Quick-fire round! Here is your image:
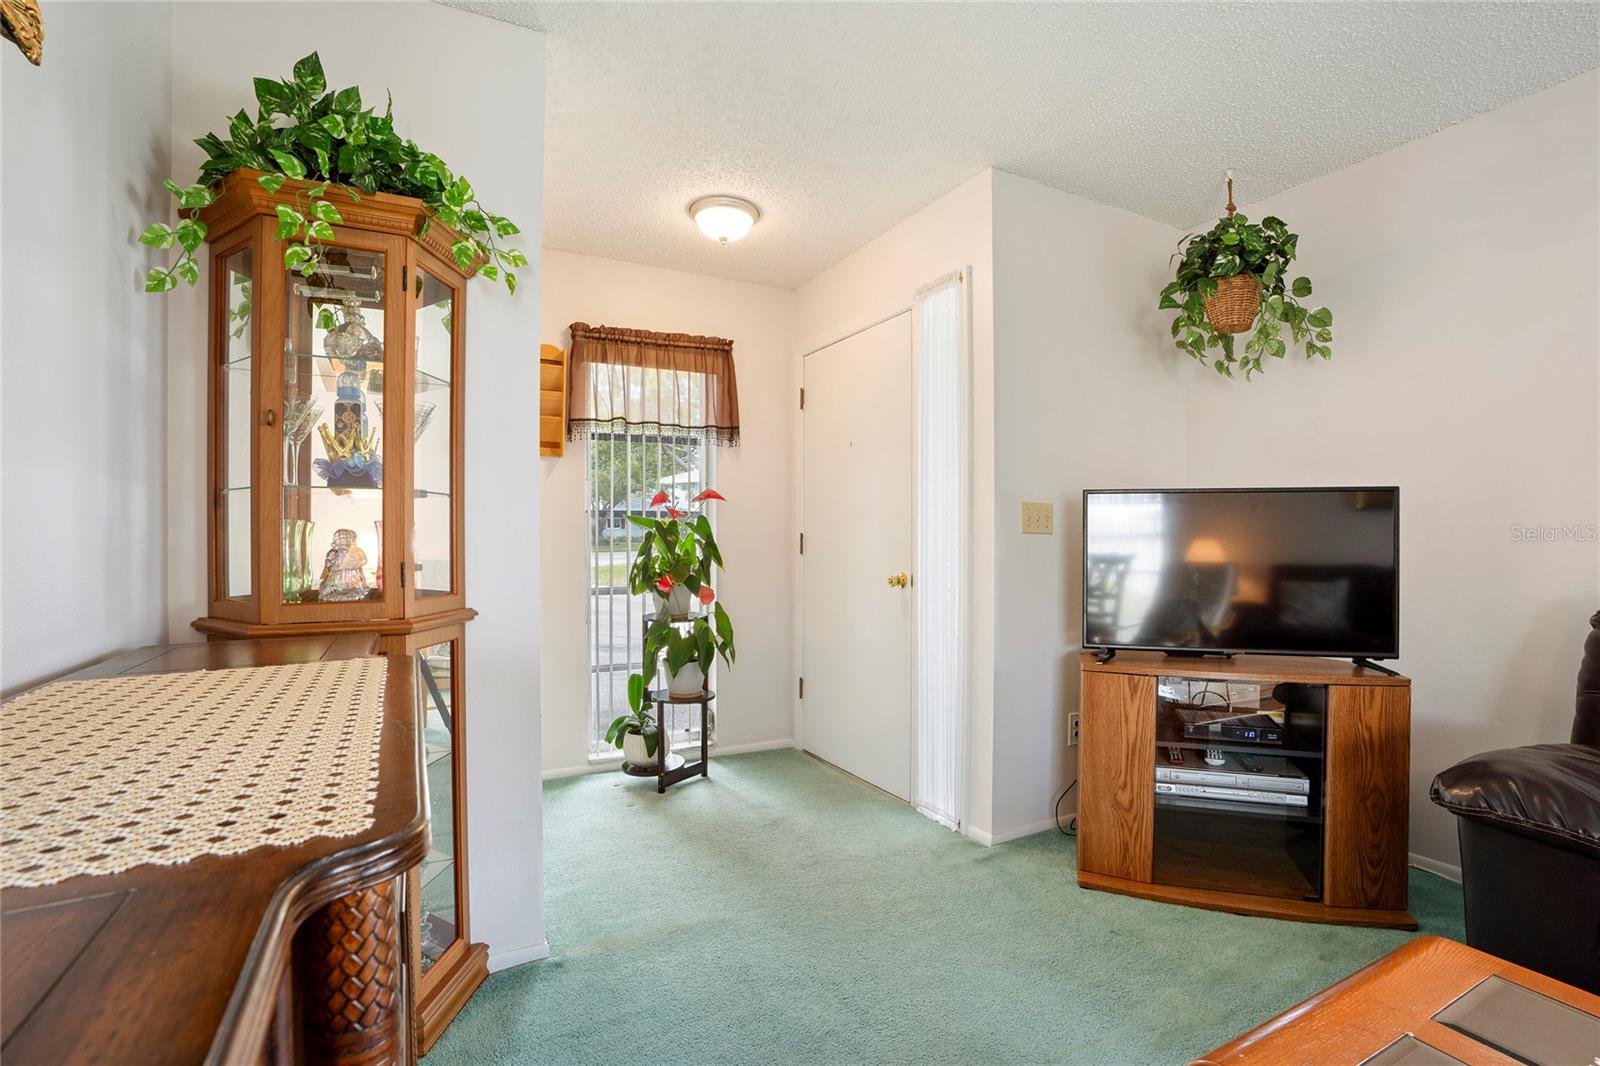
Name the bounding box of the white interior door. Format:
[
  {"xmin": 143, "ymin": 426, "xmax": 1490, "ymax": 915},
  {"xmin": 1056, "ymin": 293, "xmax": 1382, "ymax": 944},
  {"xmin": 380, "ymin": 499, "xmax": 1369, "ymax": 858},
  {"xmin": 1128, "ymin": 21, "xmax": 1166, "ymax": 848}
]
[{"xmin": 801, "ymin": 313, "xmax": 913, "ymax": 800}]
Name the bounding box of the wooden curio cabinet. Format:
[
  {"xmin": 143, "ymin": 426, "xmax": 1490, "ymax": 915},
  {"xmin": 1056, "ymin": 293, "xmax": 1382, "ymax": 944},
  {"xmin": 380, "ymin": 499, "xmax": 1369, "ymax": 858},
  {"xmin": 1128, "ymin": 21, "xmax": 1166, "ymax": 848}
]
[{"xmin": 194, "ymin": 169, "xmax": 487, "ymax": 1053}]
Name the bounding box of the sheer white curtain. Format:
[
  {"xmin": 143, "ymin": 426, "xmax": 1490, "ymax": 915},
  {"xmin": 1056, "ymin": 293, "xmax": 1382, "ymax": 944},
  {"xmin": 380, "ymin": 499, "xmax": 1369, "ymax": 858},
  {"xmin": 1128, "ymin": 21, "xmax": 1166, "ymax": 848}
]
[{"xmin": 912, "ymin": 270, "xmax": 970, "ymax": 829}]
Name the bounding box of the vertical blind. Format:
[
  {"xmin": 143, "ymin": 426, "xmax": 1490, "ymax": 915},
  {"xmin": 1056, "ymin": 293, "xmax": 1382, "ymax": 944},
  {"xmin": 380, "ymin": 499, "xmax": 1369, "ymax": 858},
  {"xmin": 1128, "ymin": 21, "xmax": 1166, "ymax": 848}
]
[
  {"xmin": 912, "ymin": 271, "xmax": 970, "ymax": 829},
  {"xmin": 584, "ymin": 427, "xmax": 711, "ymax": 756}
]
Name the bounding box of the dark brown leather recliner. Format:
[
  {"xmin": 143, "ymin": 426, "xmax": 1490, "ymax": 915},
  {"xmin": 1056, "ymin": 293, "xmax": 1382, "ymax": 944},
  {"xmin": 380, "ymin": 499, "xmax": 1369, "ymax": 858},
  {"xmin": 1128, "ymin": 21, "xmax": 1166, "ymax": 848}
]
[{"xmin": 1430, "ymin": 610, "xmax": 1600, "ymax": 992}]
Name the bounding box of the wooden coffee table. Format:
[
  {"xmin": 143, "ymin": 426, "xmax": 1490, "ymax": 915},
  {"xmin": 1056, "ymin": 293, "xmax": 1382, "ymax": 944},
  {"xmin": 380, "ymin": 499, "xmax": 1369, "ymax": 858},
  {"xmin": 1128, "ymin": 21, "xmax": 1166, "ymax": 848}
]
[{"xmin": 1195, "ymin": 935, "xmax": 1600, "ymax": 1065}]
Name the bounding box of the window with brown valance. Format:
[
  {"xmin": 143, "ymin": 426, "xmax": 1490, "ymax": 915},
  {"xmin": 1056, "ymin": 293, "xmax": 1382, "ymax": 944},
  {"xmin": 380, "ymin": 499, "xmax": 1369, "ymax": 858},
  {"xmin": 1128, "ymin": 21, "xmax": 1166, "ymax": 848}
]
[{"xmin": 566, "ymin": 322, "xmax": 740, "ymax": 446}]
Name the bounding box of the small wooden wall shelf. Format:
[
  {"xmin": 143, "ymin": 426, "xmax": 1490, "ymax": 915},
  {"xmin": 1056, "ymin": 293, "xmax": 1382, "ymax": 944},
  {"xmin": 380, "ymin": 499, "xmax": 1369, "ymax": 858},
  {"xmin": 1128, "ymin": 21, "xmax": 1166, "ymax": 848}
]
[
  {"xmin": 1077, "ymin": 651, "xmax": 1415, "ymax": 930},
  {"xmin": 539, "ymin": 343, "xmax": 567, "ymax": 457}
]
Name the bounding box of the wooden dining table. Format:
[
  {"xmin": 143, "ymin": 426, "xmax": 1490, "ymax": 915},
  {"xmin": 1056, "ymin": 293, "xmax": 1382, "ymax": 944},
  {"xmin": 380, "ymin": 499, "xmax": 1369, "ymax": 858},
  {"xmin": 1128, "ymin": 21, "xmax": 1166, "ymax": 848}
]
[{"xmin": 1, "ymin": 637, "xmax": 428, "ymax": 1066}]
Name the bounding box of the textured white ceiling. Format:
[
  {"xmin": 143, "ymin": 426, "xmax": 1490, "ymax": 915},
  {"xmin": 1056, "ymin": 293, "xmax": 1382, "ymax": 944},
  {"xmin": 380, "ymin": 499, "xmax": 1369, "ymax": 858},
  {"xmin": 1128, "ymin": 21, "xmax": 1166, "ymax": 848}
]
[{"xmin": 446, "ymin": 1, "xmax": 1599, "ymax": 289}]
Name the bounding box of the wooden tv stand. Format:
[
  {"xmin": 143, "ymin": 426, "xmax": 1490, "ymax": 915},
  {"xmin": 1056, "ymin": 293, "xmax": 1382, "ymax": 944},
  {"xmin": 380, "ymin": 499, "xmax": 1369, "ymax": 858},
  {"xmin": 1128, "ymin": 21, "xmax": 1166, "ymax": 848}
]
[{"xmin": 1077, "ymin": 651, "xmax": 1415, "ymax": 929}]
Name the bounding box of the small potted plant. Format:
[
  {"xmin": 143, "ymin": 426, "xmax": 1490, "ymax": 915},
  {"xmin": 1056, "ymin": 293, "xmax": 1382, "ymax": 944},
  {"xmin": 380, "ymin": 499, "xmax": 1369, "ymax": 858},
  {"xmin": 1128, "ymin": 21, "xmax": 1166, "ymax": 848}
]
[
  {"xmin": 602, "ymin": 610, "xmax": 736, "ymax": 767},
  {"xmin": 605, "ymin": 674, "xmax": 666, "ymax": 769},
  {"xmin": 627, "ymin": 488, "xmax": 724, "ymax": 621},
  {"xmin": 643, "ymin": 609, "xmax": 735, "ymax": 699},
  {"xmin": 1159, "ymin": 197, "xmax": 1335, "ymax": 380}
]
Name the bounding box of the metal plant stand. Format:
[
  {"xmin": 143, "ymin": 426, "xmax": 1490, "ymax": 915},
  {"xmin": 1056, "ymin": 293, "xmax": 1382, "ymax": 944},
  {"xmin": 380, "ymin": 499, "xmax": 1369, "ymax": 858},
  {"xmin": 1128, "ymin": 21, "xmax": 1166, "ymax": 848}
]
[
  {"xmin": 620, "ymin": 612, "xmax": 712, "ymax": 792},
  {"xmin": 630, "ymin": 687, "xmax": 711, "ymax": 793}
]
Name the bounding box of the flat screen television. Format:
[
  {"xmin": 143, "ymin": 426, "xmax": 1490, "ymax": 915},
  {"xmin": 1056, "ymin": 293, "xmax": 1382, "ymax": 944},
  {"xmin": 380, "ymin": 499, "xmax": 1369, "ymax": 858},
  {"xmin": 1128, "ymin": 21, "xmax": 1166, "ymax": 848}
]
[{"xmin": 1082, "ymin": 487, "xmax": 1398, "ymax": 659}]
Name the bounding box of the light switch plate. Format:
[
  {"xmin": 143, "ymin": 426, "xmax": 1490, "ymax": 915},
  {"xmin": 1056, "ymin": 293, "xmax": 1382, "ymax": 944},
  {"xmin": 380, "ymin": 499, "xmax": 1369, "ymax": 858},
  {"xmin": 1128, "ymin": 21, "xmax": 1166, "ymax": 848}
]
[{"xmin": 1021, "ymin": 501, "xmax": 1054, "ymax": 535}]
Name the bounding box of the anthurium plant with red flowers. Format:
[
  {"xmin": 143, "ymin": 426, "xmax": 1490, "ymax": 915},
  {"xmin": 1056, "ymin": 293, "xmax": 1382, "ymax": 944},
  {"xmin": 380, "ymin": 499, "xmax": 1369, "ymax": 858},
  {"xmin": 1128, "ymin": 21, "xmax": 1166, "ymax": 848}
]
[
  {"xmin": 626, "ymin": 488, "xmax": 726, "ymax": 609},
  {"xmin": 605, "ymin": 489, "xmax": 736, "ymax": 758}
]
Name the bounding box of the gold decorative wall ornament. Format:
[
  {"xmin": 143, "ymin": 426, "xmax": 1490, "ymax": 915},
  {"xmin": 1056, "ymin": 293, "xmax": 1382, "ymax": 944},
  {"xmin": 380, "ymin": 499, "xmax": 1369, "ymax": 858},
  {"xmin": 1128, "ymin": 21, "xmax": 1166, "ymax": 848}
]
[{"xmin": 1, "ymin": 0, "xmax": 42, "ymax": 65}]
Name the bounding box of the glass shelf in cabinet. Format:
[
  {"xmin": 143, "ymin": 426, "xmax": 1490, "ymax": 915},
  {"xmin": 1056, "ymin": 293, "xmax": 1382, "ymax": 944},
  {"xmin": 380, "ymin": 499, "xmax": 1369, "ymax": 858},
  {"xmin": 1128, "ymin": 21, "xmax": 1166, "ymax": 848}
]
[
  {"xmin": 420, "ymin": 855, "xmax": 454, "ymax": 890},
  {"xmin": 414, "ymin": 368, "xmax": 451, "ymax": 391},
  {"xmin": 226, "ymin": 351, "xmax": 451, "ymax": 394},
  {"xmin": 225, "ymin": 484, "xmax": 450, "ymax": 499}
]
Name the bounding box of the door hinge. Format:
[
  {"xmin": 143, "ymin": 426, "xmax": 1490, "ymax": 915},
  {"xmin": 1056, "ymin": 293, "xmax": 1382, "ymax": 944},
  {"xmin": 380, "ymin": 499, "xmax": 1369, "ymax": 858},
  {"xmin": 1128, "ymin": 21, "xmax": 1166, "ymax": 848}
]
[
  {"xmin": 798, "ymin": 677, "xmax": 805, "ymax": 700},
  {"xmin": 401, "ymin": 265, "xmax": 408, "ymax": 289},
  {"xmin": 799, "ymin": 387, "xmax": 805, "ymax": 410},
  {"xmin": 798, "ymin": 532, "xmax": 804, "ymax": 555},
  {"xmin": 399, "ymin": 567, "xmax": 406, "ymax": 589}
]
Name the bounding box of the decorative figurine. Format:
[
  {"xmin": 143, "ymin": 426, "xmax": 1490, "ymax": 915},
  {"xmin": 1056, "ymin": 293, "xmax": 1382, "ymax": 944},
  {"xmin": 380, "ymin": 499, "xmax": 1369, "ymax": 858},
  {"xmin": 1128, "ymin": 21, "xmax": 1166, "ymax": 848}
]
[
  {"xmin": 313, "ymin": 299, "xmax": 384, "ymax": 489},
  {"xmin": 317, "ymin": 528, "xmax": 370, "ymax": 601}
]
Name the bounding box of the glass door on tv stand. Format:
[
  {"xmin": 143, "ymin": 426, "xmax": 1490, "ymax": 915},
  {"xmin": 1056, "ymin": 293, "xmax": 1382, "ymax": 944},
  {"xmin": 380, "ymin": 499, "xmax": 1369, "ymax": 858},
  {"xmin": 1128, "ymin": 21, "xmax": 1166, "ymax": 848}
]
[
  {"xmin": 1150, "ymin": 675, "xmax": 1327, "ymax": 901},
  {"xmin": 278, "ymin": 243, "xmax": 396, "ymax": 618}
]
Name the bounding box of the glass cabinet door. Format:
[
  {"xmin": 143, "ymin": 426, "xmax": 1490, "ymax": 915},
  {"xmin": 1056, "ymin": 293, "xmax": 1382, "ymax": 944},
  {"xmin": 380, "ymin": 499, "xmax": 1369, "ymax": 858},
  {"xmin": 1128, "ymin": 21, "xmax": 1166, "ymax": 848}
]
[
  {"xmin": 416, "ymin": 638, "xmax": 461, "ymax": 973},
  {"xmin": 412, "ymin": 270, "xmax": 456, "ymax": 600},
  {"xmin": 219, "ymin": 246, "xmax": 255, "ymax": 601},
  {"xmin": 281, "ymin": 247, "xmax": 388, "ymax": 608}
]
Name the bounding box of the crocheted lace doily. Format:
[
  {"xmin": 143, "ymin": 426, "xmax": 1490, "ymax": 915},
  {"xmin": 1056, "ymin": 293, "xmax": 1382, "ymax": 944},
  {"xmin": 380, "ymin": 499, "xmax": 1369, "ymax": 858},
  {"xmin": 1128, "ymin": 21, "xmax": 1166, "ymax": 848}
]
[{"xmin": 1, "ymin": 657, "xmax": 386, "ymax": 888}]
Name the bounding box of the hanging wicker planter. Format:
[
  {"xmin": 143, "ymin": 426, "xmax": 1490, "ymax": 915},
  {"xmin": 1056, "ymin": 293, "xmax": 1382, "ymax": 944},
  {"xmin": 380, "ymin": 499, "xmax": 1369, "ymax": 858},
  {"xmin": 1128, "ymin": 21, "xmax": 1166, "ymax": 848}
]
[
  {"xmin": 1160, "ymin": 172, "xmax": 1336, "ymax": 379},
  {"xmin": 1202, "ymin": 274, "xmax": 1261, "ymax": 335}
]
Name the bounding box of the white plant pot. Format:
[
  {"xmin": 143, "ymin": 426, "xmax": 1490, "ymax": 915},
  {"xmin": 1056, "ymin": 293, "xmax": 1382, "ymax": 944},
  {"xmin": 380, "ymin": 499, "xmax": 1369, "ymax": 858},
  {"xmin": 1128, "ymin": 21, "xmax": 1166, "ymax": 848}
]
[
  {"xmin": 622, "ymin": 727, "xmax": 669, "ymax": 768},
  {"xmin": 667, "ymin": 660, "xmax": 705, "ymax": 699},
  {"xmin": 656, "ymin": 584, "xmax": 692, "ymax": 620}
]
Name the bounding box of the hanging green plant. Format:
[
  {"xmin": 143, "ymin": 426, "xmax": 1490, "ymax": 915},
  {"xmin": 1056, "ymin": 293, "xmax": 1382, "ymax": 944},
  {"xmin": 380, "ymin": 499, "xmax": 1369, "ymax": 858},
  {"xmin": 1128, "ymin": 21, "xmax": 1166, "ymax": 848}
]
[
  {"xmin": 1158, "ymin": 180, "xmax": 1334, "ymax": 380},
  {"xmin": 140, "ymin": 52, "xmax": 526, "ymax": 295}
]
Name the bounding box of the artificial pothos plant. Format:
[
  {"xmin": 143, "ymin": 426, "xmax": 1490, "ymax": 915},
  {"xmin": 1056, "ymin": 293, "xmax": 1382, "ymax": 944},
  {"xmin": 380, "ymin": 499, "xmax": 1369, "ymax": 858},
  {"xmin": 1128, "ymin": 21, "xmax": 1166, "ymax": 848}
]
[
  {"xmin": 605, "ymin": 489, "xmax": 736, "ymax": 757},
  {"xmin": 1159, "ymin": 210, "xmax": 1335, "ymax": 380},
  {"xmin": 140, "ymin": 52, "xmax": 526, "ymax": 295}
]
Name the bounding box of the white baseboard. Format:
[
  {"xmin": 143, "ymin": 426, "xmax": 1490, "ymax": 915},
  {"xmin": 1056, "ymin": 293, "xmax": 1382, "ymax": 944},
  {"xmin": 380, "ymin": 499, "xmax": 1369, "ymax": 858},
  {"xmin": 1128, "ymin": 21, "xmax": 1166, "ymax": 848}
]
[
  {"xmin": 541, "ymin": 738, "xmax": 796, "ymax": 781},
  {"xmin": 542, "ymin": 759, "xmax": 612, "ymax": 781},
  {"xmin": 966, "ymin": 817, "xmax": 1060, "ymax": 846},
  {"xmin": 711, "ymin": 737, "xmax": 796, "ymax": 756},
  {"xmin": 1409, "ymin": 851, "xmax": 1462, "ymax": 883},
  {"xmin": 488, "ymin": 940, "xmax": 550, "ymax": 973}
]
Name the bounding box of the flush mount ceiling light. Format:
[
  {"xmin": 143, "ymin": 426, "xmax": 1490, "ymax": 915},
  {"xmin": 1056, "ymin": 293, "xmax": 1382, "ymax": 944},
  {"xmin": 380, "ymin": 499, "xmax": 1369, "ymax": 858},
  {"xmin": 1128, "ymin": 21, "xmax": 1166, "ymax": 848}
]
[{"xmin": 689, "ymin": 195, "xmax": 760, "ymax": 244}]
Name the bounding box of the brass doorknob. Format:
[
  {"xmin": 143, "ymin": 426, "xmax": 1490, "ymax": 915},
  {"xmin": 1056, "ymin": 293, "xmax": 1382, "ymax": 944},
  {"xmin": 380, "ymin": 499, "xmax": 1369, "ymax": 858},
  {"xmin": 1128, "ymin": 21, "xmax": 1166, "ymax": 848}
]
[{"xmin": 886, "ymin": 572, "xmax": 910, "ymax": 588}]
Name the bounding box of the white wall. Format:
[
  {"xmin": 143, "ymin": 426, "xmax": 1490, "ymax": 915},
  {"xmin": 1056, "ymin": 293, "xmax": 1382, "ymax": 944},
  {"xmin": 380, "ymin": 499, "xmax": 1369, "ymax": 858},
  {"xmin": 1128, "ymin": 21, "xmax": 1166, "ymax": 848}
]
[
  {"xmin": 793, "ymin": 171, "xmax": 999, "ymax": 838},
  {"xmin": 1, "ymin": 2, "xmax": 173, "ymax": 694},
  {"xmin": 166, "ymin": 3, "xmax": 548, "ymax": 968},
  {"xmin": 1183, "ymin": 71, "xmax": 1600, "ymax": 871},
  {"xmin": 989, "ymin": 170, "xmax": 1187, "ymax": 840},
  {"xmin": 791, "ymin": 73, "xmax": 1599, "ymax": 872},
  {"xmin": 790, "ymin": 169, "xmax": 1185, "ymax": 845},
  {"xmin": 538, "ymin": 249, "xmax": 796, "ymax": 776}
]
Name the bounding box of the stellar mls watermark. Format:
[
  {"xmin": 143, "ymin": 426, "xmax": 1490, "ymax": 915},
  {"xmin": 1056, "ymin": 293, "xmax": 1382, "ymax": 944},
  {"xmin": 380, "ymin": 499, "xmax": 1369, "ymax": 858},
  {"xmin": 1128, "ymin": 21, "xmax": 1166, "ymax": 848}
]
[{"xmin": 1510, "ymin": 523, "xmax": 1598, "ymax": 543}]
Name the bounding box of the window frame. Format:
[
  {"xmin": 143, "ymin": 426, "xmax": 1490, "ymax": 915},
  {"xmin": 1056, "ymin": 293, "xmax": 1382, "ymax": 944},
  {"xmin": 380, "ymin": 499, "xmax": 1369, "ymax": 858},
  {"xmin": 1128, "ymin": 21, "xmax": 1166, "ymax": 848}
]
[{"xmin": 582, "ymin": 424, "xmax": 717, "ymax": 761}]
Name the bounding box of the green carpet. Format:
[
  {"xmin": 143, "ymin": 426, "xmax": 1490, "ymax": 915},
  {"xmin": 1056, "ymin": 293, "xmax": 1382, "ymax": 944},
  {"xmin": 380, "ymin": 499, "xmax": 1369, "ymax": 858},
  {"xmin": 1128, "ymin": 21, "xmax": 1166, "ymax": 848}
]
[{"xmin": 429, "ymin": 749, "xmax": 1464, "ymax": 1065}]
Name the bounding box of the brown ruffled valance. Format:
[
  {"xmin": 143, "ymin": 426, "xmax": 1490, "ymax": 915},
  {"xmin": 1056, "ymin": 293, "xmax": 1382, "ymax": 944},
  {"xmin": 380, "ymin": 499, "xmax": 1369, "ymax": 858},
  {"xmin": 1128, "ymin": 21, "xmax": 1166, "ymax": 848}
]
[{"xmin": 566, "ymin": 322, "xmax": 740, "ymax": 446}]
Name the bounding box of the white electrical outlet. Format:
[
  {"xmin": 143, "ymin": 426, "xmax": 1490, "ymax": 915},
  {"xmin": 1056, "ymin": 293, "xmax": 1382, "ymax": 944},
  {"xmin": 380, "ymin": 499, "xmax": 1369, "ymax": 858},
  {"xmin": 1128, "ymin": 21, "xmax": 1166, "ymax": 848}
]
[
  {"xmin": 1067, "ymin": 711, "xmax": 1080, "ymax": 747},
  {"xmin": 1021, "ymin": 501, "xmax": 1054, "ymax": 535}
]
